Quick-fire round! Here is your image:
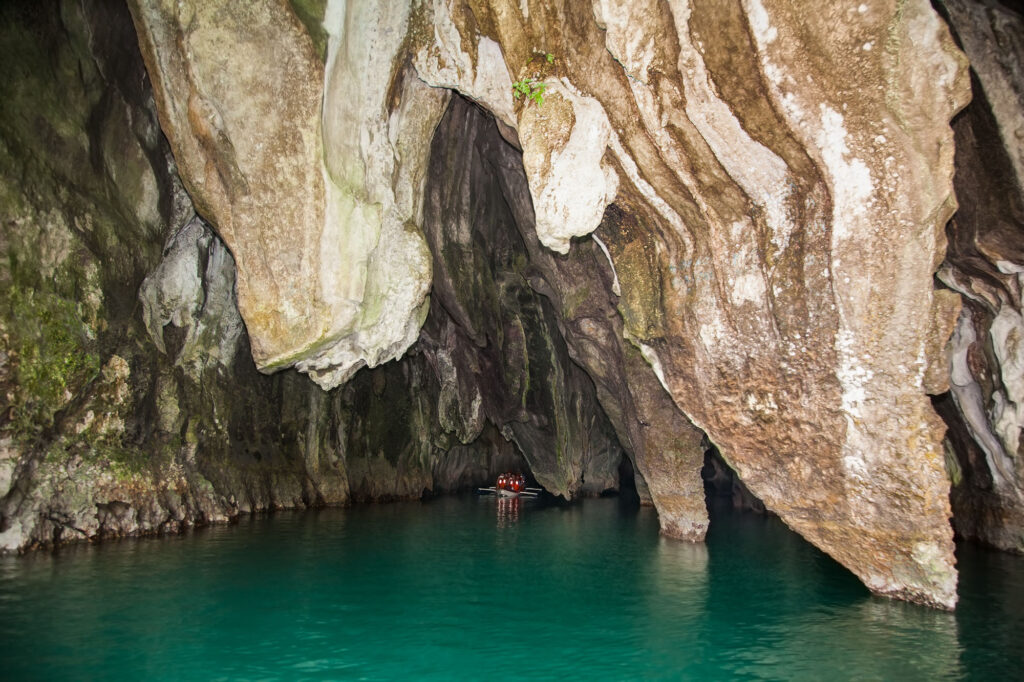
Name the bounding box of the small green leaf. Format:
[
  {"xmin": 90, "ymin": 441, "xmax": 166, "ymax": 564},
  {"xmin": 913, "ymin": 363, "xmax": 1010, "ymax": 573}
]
[{"xmin": 511, "ymin": 57, "xmax": 555, "ymax": 108}]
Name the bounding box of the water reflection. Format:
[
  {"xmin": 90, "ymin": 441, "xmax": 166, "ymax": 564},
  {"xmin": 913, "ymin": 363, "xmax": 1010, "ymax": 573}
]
[
  {"xmin": 495, "ymin": 496, "xmax": 520, "ymax": 526},
  {"xmin": 642, "ymin": 536, "xmax": 710, "ymax": 671},
  {"xmin": 956, "ymin": 541, "xmax": 1024, "ymax": 674},
  {"xmin": 749, "ymin": 593, "xmax": 963, "ymax": 680},
  {"xmin": 652, "ymin": 535, "xmax": 709, "ymax": 607},
  {"xmin": 698, "ymin": 508, "xmax": 964, "ymax": 680},
  {"xmin": 0, "ymin": 498, "xmax": 1020, "ymax": 680}
]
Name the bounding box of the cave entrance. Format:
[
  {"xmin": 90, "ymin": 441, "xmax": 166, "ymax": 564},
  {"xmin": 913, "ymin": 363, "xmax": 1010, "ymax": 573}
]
[
  {"xmin": 349, "ymin": 93, "xmax": 635, "ymax": 501},
  {"xmin": 701, "ymin": 444, "xmax": 767, "ymax": 516}
]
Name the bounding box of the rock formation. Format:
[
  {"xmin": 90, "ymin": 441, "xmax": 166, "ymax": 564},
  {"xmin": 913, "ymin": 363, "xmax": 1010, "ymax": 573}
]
[
  {"xmin": 0, "ymin": 1, "xmax": 347, "ymax": 549},
  {"xmin": 0, "ymin": 1, "xmax": 623, "ymax": 552},
  {"xmin": 132, "ymin": 0, "xmax": 968, "ymax": 607},
  {"xmin": 5, "ymin": 0, "xmax": 1024, "ymax": 611},
  {"xmin": 934, "ymin": 0, "xmax": 1024, "ymax": 553}
]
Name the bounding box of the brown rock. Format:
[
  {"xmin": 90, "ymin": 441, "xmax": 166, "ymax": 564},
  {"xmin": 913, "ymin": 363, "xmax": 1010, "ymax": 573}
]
[
  {"xmin": 128, "ymin": 0, "xmax": 975, "ymax": 607},
  {"xmin": 410, "ymin": 0, "xmax": 968, "ymax": 607}
]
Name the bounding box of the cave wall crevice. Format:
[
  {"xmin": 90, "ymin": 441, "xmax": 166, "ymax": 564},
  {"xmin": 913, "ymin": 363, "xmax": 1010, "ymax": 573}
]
[{"xmin": 934, "ymin": 0, "xmax": 1024, "ymax": 553}]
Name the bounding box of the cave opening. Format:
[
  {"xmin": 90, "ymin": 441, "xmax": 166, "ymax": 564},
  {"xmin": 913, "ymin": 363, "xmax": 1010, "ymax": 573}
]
[
  {"xmin": 343, "ymin": 91, "xmax": 638, "ymax": 503},
  {"xmin": 701, "ymin": 445, "xmax": 766, "ymax": 516},
  {"xmin": 365, "ymin": 89, "xmax": 724, "ymax": 541}
]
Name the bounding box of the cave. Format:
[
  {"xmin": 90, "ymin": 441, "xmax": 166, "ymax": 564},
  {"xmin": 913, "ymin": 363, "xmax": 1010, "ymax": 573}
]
[
  {"xmin": 394, "ymin": 94, "xmax": 631, "ymax": 503},
  {"xmin": 701, "ymin": 445, "xmax": 767, "ymax": 515},
  {"xmin": 0, "ymin": 0, "xmax": 1022, "ymax": 623}
]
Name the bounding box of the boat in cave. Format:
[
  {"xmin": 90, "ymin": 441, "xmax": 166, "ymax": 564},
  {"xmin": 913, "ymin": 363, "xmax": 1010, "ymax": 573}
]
[
  {"xmin": 479, "ymin": 473, "xmax": 540, "ymax": 498},
  {"xmin": 497, "ymin": 472, "xmax": 525, "ymax": 497}
]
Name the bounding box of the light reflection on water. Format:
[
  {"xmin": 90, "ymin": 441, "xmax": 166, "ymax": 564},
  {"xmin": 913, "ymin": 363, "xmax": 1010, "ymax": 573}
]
[
  {"xmin": 496, "ymin": 495, "xmax": 521, "ymax": 526},
  {"xmin": 0, "ymin": 496, "xmax": 1020, "ymax": 680}
]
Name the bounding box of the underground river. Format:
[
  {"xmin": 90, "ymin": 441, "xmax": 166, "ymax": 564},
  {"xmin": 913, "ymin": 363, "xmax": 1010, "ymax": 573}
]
[{"xmin": 1, "ymin": 496, "xmax": 1021, "ymax": 680}]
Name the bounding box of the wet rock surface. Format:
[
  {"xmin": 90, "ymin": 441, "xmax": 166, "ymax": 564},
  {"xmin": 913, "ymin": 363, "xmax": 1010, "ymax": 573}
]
[{"xmin": 3, "ymin": 0, "xmax": 1023, "ymax": 611}]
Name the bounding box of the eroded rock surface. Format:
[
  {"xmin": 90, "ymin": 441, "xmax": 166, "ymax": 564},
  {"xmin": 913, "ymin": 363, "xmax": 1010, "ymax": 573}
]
[
  {"xmin": 0, "ymin": 2, "xmax": 346, "ymax": 550},
  {"xmin": 127, "ymin": 0, "xmax": 444, "ymax": 389},
  {"xmin": 3, "ymin": 0, "xmax": 1009, "ymax": 611},
  {"xmin": 404, "ymin": 0, "xmax": 967, "ymax": 607},
  {"xmin": 119, "ymin": 0, "xmax": 973, "ymax": 607},
  {"xmin": 935, "ymin": 0, "xmax": 1024, "ymax": 553}
]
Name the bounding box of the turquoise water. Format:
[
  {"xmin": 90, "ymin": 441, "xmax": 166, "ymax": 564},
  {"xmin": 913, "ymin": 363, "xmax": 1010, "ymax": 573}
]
[{"xmin": 0, "ymin": 496, "xmax": 1021, "ymax": 680}]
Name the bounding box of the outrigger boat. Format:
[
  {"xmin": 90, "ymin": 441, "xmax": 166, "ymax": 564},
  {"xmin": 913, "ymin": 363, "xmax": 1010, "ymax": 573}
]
[{"xmin": 478, "ymin": 472, "xmax": 542, "ymax": 498}]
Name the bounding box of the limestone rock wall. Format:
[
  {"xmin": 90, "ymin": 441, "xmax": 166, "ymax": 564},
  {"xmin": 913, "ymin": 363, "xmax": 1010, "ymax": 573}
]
[
  {"xmin": 935, "ymin": 0, "xmax": 1024, "ymax": 553},
  {"xmin": 408, "ymin": 0, "xmax": 967, "ymax": 607},
  {"xmin": 120, "ymin": 0, "xmax": 971, "ymax": 607},
  {"xmin": 0, "ymin": 1, "xmax": 346, "ymax": 550},
  {"xmin": 4, "ymin": 0, "xmax": 1017, "ymax": 612}
]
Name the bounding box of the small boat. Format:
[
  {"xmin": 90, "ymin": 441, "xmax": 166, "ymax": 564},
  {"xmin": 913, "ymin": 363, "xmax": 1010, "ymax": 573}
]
[
  {"xmin": 497, "ymin": 472, "xmax": 525, "ymax": 497},
  {"xmin": 478, "ymin": 472, "xmax": 541, "ymax": 498}
]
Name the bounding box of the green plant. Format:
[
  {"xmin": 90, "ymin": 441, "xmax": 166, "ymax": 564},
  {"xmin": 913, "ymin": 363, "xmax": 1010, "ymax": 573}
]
[
  {"xmin": 513, "ymin": 77, "xmax": 547, "ymax": 106},
  {"xmin": 512, "ymin": 53, "xmax": 555, "ymax": 107}
]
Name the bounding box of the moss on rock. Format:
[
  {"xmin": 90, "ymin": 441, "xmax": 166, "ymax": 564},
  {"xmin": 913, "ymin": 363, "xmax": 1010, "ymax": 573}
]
[{"xmin": 2, "ymin": 287, "xmax": 99, "ymax": 441}]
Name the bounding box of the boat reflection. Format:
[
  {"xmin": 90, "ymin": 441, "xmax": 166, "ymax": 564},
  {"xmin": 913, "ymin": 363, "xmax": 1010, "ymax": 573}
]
[{"xmin": 496, "ymin": 496, "xmax": 521, "ymax": 526}]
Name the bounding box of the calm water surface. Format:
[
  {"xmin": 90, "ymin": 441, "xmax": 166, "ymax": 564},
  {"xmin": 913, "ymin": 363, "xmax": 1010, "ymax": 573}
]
[{"xmin": 0, "ymin": 496, "xmax": 1021, "ymax": 680}]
